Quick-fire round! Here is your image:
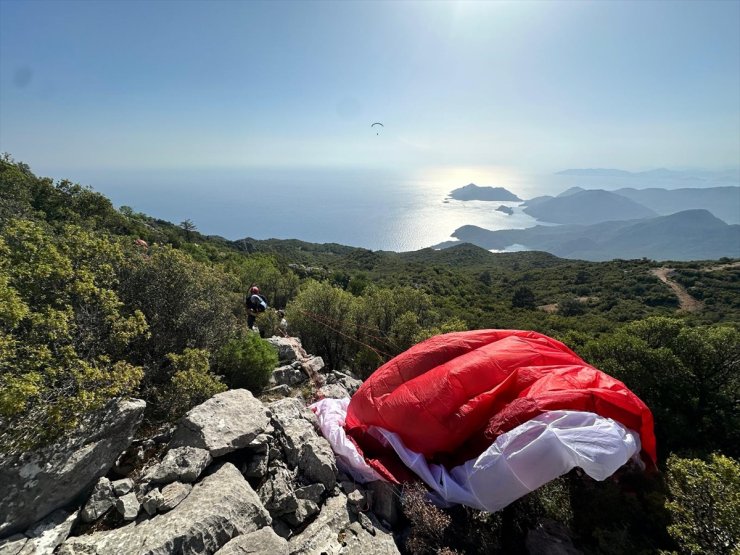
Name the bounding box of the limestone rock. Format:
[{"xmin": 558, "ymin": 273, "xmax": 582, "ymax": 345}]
[
  {"xmin": 144, "ymin": 446, "xmax": 212, "ymax": 484},
  {"xmin": 111, "ymin": 478, "xmax": 134, "ymax": 496},
  {"xmin": 169, "ymin": 389, "xmax": 270, "ymax": 457},
  {"xmin": 159, "ymin": 481, "xmax": 192, "ymax": 512},
  {"xmin": 317, "ymin": 384, "xmax": 350, "ymax": 399},
  {"xmin": 272, "ymin": 364, "xmax": 307, "ymax": 387},
  {"xmin": 266, "ymin": 337, "xmax": 307, "ymax": 363},
  {"xmin": 58, "ymin": 463, "xmax": 271, "ymax": 555},
  {"xmin": 265, "ymin": 384, "xmax": 291, "ymax": 396},
  {"xmin": 80, "ymin": 477, "xmax": 115, "ymax": 523},
  {"xmin": 18, "ymin": 509, "xmax": 77, "ymax": 555},
  {"xmin": 282, "ymin": 499, "xmax": 319, "ymax": 528},
  {"xmin": 141, "ymin": 489, "xmax": 164, "ymax": 516},
  {"xmin": 115, "ymin": 492, "xmax": 140, "ymax": 521},
  {"xmin": 0, "ymin": 534, "xmax": 27, "ymax": 555},
  {"xmin": 269, "ymin": 399, "xmax": 336, "ymax": 491},
  {"xmin": 0, "ymin": 398, "xmax": 145, "ymax": 536},
  {"xmin": 301, "ymin": 356, "xmax": 325, "ymax": 375},
  {"xmin": 215, "ymin": 527, "xmax": 288, "ymax": 555},
  {"xmin": 258, "ymin": 466, "xmax": 297, "ymax": 516},
  {"xmin": 295, "ymin": 483, "xmax": 325, "ymax": 505},
  {"xmin": 288, "ymin": 494, "xmax": 399, "ymax": 555},
  {"xmin": 325, "ymin": 371, "xmax": 363, "ymax": 395}
]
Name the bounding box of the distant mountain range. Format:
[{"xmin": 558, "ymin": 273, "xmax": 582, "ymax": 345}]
[
  {"xmin": 439, "ymin": 210, "xmax": 740, "ymax": 261},
  {"xmin": 522, "ymin": 189, "xmax": 657, "ymax": 225},
  {"xmin": 448, "ymin": 183, "xmax": 521, "ymax": 202},
  {"xmin": 557, "ymin": 168, "xmax": 740, "ymax": 182},
  {"xmin": 521, "ymin": 186, "xmax": 739, "ymax": 225}
]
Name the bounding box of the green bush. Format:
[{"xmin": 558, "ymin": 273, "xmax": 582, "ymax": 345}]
[
  {"xmin": 0, "ymin": 220, "xmax": 147, "ymax": 452},
  {"xmin": 158, "ymin": 348, "xmax": 227, "ymax": 420},
  {"xmin": 215, "ymin": 333, "xmax": 278, "ymax": 392},
  {"xmin": 665, "ymin": 453, "xmax": 740, "ymax": 555}
]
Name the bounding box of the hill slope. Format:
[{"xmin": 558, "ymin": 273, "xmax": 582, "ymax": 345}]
[
  {"xmin": 522, "ymin": 189, "xmax": 657, "ymax": 224},
  {"xmin": 446, "ymin": 210, "xmax": 740, "ymax": 261}
]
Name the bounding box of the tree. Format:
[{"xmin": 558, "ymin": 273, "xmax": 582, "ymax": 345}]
[
  {"xmin": 511, "ymin": 286, "xmax": 536, "ymax": 309},
  {"xmin": 584, "ymin": 317, "xmax": 740, "ymax": 458},
  {"xmin": 180, "ymin": 219, "xmax": 197, "ymax": 241},
  {"xmin": 0, "ymin": 220, "xmax": 147, "ymax": 452},
  {"xmin": 665, "ymin": 453, "xmax": 740, "ymax": 555}
]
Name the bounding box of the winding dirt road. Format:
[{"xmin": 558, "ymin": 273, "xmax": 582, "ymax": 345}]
[{"xmin": 650, "ymin": 268, "xmax": 703, "ymax": 312}]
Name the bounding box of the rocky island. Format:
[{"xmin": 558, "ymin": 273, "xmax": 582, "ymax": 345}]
[{"xmin": 448, "ymin": 183, "xmax": 521, "ymax": 202}]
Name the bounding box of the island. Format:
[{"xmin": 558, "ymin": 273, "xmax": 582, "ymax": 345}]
[
  {"xmin": 448, "ymin": 183, "xmax": 521, "ymax": 202},
  {"xmin": 495, "ymin": 205, "xmax": 514, "ymax": 215}
]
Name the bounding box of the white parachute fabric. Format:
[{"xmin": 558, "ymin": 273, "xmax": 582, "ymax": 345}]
[
  {"xmin": 312, "ymin": 398, "xmax": 641, "ymax": 512},
  {"xmin": 311, "ymin": 397, "xmax": 383, "ymax": 483}
]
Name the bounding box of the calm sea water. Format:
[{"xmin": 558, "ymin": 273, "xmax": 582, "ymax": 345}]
[{"xmin": 40, "ymin": 166, "xmax": 739, "ymax": 252}]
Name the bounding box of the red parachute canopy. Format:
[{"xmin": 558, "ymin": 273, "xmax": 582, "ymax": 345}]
[{"xmin": 345, "ymin": 330, "xmax": 656, "ymax": 482}]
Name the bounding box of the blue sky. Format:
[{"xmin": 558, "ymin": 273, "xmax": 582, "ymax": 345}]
[{"xmin": 1, "ymin": 0, "xmax": 739, "ymax": 175}]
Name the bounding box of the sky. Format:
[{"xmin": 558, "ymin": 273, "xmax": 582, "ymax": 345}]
[{"xmin": 1, "ymin": 0, "xmax": 739, "ymax": 178}]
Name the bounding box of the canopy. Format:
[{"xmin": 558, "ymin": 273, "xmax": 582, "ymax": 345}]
[{"xmin": 312, "ymin": 329, "xmax": 656, "ymax": 511}]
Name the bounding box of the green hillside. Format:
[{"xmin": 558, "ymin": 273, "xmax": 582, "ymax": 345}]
[{"xmin": 1, "ymin": 156, "xmax": 738, "ymax": 554}]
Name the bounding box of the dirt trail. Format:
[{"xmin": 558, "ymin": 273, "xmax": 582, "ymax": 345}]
[{"xmin": 650, "ymin": 268, "xmax": 704, "ymax": 312}]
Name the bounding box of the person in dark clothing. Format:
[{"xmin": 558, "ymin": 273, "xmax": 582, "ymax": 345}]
[{"xmin": 246, "ymin": 285, "xmax": 268, "ymax": 332}]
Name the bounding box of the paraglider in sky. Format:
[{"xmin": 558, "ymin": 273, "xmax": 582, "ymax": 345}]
[
  {"xmin": 312, "ymin": 329, "xmax": 656, "ymax": 512},
  {"xmin": 371, "ymin": 122, "xmax": 384, "ymax": 135}
]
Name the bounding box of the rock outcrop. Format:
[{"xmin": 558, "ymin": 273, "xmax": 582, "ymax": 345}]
[
  {"xmin": 0, "ymin": 398, "xmax": 145, "ymax": 537},
  {"xmin": 58, "ymin": 463, "xmax": 271, "ymax": 555},
  {"xmin": 169, "ymin": 389, "xmax": 270, "ymax": 457}
]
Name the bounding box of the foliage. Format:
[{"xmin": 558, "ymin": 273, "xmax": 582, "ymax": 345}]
[
  {"xmin": 665, "ymin": 453, "xmax": 740, "ymax": 555},
  {"xmin": 584, "ymin": 317, "xmax": 740, "ymax": 458},
  {"xmin": 511, "ymin": 286, "xmax": 536, "ymax": 309},
  {"xmin": 0, "ymin": 219, "xmax": 147, "ymax": 451},
  {"xmin": 214, "ymin": 333, "xmax": 278, "ymax": 392},
  {"xmin": 157, "ymin": 348, "xmax": 227, "ymax": 420},
  {"xmin": 117, "ymin": 244, "xmax": 240, "ymax": 373}
]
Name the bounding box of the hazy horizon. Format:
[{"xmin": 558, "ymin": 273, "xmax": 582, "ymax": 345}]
[{"xmin": 2, "ymin": 0, "xmax": 739, "ymax": 249}]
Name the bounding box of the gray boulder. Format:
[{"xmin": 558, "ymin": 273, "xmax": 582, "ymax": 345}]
[
  {"xmin": 169, "ymin": 389, "xmax": 270, "ymax": 457},
  {"xmin": 115, "ymin": 492, "xmax": 140, "ymax": 521},
  {"xmin": 325, "ymin": 370, "xmax": 363, "ymax": 395},
  {"xmin": 80, "ymin": 477, "xmax": 116, "ymax": 523},
  {"xmin": 11, "ymin": 510, "xmax": 78, "ymax": 555},
  {"xmin": 257, "ymin": 466, "xmax": 297, "ymax": 517},
  {"xmin": 269, "ymin": 399, "xmax": 336, "ymax": 490},
  {"xmin": 58, "ymin": 463, "xmax": 271, "ymax": 555},
  {"xmin": 288, "ymin": 494, "xmax": 400, "ymax": 555},
  {"xmin": 0, "ymin": 398, "xmax": 145, "ymax": 537},
  {"xmin": 301, "ymin": 356, "xmax": 325, "ymax": 375},
  {"xmin": 282, "ymin": 499, "xmax": 319, "ymax": 528},
  {"xmin": 317, "ymin": 384, "xmax": 350, "ymax": 399},
  {"xmin": 272, "ymin": 364, "xmax": 307, "ymax": 387},
  {"xmin": 266, "ymin": 337, "xmax": 307, "ymax": 363},
  {"xmin": 111, "ymin": 478, "xmax": 134, "ymax": 496},
  {"xmin": 0, "ymin": 534, "xmax": 27, "ymax": 555},
  {"xmin": 215, "ymin": 527, "xmax": 288, "ymax": 555},
  {"xmin": 144, "ymin": 446, "xmax": 212, "ymax": 484},
  {"xmin": 141, "ymin": 489, "xmax": 164, "ymax": 516},
  {"xmin": 159, "ymin": 481, "xmax": 192, "ymax": 512}
]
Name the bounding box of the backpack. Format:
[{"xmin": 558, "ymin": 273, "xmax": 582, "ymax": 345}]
[{"xmin": 247, "ymin": 293, "xmax": 268, "ymax": 312}]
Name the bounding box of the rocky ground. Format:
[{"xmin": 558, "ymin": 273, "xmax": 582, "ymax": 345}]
[{"xmin": 0, "ymin": 335, "xmax": 577, "ymax": 555}]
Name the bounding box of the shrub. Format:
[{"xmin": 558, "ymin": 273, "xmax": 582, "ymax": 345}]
[
  {"xmin": 215, "ymin": 333, "xmax": 278, "ymax": 392},
  {"xmin": 158, "ymin": 348, "xmax": 226, "ymax": 420},
  {"xmin": 256, "ymin": 309, "xmax": 281, "ymax": 338},
  {"xmin": 665, "ymin": 453, "xmax": 740, "ymax": 555},
  {"xmin": 0, "ymin": 220, "xmax": 147, "ymax": 452}
]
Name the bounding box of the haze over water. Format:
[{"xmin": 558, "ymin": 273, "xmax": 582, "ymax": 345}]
[{"xmin": 32, "ymin": 165, "xmax": 740, "ymax": 252}]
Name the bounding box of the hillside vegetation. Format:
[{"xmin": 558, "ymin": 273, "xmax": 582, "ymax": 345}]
[{"xmin": 1, "ymin": 156, "xmax": 738, "ymax": 554}]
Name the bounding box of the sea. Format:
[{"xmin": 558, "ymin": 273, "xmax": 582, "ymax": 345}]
[{"xmin": 38, "ymin": 166, "xmax": 739, "ymax": 252}]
